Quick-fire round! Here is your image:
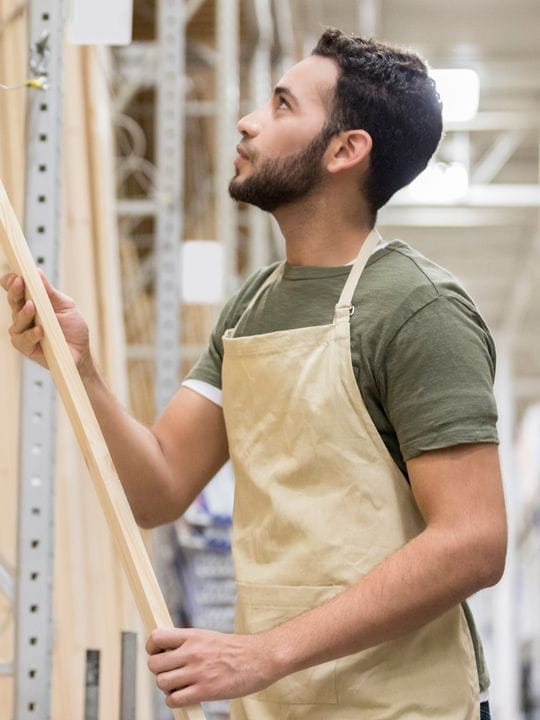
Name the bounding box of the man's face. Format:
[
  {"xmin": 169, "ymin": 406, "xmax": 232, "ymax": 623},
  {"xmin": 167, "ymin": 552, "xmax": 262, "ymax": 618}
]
[{"xmin": 229, "ymin": 55, "xmax": 339, "ymax": 212}]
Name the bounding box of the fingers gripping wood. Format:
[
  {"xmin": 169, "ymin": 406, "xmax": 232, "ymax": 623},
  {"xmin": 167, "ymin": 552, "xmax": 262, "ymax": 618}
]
[{"xmin": 0, "ymin": 179, "xmax": 206, "ymax": 720}]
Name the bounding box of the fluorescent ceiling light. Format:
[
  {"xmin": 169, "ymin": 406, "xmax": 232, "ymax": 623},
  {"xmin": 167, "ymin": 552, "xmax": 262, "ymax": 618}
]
[
  {"xmin": 429, "ymin": 69, "xmax": 480, "ymax": 122},
  {"xmin": 68, "ymin": 0, "xmax": 133, "ymax": 45}
]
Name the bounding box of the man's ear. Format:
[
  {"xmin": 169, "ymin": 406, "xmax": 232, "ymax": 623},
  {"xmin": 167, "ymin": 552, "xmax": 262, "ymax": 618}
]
[{"xmin": 326, "ymin": 130, "xmax": 372, "ymax": 174}]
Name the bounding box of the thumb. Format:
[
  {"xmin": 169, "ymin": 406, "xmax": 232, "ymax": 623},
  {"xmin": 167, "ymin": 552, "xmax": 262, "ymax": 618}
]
[{"xmin": 37, "ymin": 268, "xmax": 74, "ymax": 311}]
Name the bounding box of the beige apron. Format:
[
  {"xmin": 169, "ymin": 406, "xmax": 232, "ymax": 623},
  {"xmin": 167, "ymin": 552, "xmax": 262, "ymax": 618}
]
[{"xmin": 222, "ymin": 228, "xmax": 480, "ymax": 719}]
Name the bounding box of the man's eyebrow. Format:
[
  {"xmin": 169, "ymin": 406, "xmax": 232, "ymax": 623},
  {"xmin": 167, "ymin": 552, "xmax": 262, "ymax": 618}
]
[{"xmin": 273, "ymin": 86, "xmax": 300, "ymax": 107}]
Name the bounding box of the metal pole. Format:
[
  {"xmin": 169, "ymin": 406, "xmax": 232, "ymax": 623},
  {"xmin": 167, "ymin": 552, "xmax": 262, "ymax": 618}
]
[
  {"xmin": 153, "ymin": 1, "xmax": 186, "ymax": 717},
  {"xmin": 119, "ymin": 632, "xmax": 137, "ymax": 720},
  {"xmin": 358, "ymin": 0, "xmax": 381, "ymax": 36},
  {"xmin": 490, "ymin": 338, "xmax": 520, "ymax": 719},
  {"xmin": 14, "ymin": 2, "xmax": 64, "ymax": 718},
  {"xmin": 273, "ymin": 0, "xmax": 294, "ymax": 76},
  {"xmin": 247, "ymin": 0, "xmax": 273, "ymax": 273},
  {"xmin": 84, "ymin": 650, "xmax": 100, "ymax": 720},
  {"xmin": 154, "ymin": 0, "xmax": 185, "ymax": 415},
  {"xmin": 215, "ymin": 0, "xmax": 239, "ymax": 294}
]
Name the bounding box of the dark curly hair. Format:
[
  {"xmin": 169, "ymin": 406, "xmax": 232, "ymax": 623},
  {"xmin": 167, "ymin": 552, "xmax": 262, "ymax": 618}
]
[{"xmin": 312, "ymin": 28, "xmax": 443, "ymax": 226}]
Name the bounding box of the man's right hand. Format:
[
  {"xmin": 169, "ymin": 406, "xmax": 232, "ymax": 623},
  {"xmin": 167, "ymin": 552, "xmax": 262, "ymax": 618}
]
[{"xmin": 0, "ymin": 270, "xmax": 93, "ymax": 376}]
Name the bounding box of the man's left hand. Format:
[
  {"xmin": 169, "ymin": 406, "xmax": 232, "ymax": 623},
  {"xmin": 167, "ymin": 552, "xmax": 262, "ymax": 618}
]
[{"xmin": 146, "ymin": 627, "xmax": 280, "ymax": 708}]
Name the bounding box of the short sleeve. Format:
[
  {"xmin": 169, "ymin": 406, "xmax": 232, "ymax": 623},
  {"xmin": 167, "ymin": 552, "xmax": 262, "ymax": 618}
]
[{"xmin": 379, "ymin": 295, "xmax": 499, "ymax": 461}]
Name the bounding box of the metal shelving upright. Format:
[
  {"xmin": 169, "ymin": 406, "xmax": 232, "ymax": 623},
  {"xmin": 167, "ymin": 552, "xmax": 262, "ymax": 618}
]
[
  {"xmin": 11, "ymin": 1, "xmax": 64, "ymax": 718},
  {"xmin": 152, "ymin": 1, "xmax": 187, "ymax": 718},
  {"xmin": 154, "ymin": 0, "xmax": 186, "ymax": 416},
  {"xmin": 215, "ymin": 0, "xmax": 240, "ymax": 294}
]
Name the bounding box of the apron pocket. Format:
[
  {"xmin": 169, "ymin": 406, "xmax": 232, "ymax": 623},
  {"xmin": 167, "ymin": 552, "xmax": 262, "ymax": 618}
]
[{"xmin": 235, "ymin": 582, "xmax": 343, "ymax": 706}]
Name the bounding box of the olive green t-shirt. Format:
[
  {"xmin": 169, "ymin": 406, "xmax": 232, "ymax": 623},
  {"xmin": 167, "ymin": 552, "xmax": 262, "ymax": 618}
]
[{"xmin": 186, "ymin": 238, "xmax": 497, "ymax": 693}]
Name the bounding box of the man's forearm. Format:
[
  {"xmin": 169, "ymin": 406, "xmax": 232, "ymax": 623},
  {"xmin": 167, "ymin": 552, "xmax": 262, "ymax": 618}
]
[
  {"xmin": 264, "ymin": 525, "xmax": 502, "ymax": 679},
  {"xmin": 79, "ymin": 357, "xmax": 178, "ymax": 527}
]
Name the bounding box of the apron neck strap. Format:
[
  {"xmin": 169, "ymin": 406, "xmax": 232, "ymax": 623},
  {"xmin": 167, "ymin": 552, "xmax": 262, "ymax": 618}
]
[
  {"xmin": 335, "ymin": 227, "xmax": 383, "ymax": 313},
  {"xmin": 230, "ymin": 227, "xmax": 382, "ymax": 334}
]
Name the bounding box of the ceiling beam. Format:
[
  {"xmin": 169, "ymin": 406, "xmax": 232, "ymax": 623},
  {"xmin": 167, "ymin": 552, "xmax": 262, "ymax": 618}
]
[
  {"xmin": 378, "ymin": 206, "xmax": 535, "ymax": 227},
  {"xmin": 391, "ymin": 184, "xmax": 540, "ymax": 208},
  {"xmin": 445, "ymin": 112, "xmax": 540, "ymax": 132},
  {"xmin": 471, "ymin": 130, "xmax": 529, "ymax": 184}
]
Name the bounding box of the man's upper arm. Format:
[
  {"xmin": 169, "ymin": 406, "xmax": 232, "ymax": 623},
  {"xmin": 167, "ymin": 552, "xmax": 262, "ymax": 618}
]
[
  {"xmin": 149, "ymin": 273, "xmax": 259, "ymax": 521},
  {"xmin": 147, "ymin": 278, "xmax": 247, "ymax": 520},
  {"xmin": 406, "ymin": 443, "xmax": 507, "ymax": 585},
  {"xmin": 150, "ymin": 386, "xmax": 229, "ymax": 520},
  {"xmin": 380, "ymin": 292, "xmax": 506, "ymax": 583}
]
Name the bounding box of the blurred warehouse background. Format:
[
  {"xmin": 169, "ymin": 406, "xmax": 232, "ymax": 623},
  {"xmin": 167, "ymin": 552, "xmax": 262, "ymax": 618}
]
[{"xmin": 0, "ymin": 0, "xmax": 539, "ymax": 719}]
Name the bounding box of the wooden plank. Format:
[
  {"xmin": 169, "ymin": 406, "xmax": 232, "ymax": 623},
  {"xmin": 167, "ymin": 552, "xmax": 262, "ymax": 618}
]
[
  {"xmin": 0, "ymin": 0, "xmax": 27, "ymax": 713},
  {"xmin": 0, "ymin": 178, "xmax": 206, "ymax": 720},
  {"xmin": 120, "ymin": 237, "xmax": 155, "ymax": 424},
  {"xmin": 0, "ymin": 0, "xmax": 26, "ymax": 214}
]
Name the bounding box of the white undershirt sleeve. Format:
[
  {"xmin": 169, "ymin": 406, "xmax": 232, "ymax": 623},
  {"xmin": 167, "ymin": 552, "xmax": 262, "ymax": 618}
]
[{"xmin": 182, "ymin": 378, "xmax": 223, "ymax": 408}]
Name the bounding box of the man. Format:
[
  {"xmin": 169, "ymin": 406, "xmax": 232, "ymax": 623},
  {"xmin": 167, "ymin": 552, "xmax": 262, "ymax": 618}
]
[{"xmin": 2, "ymin": 28, "xmax": 505, "ymax": 720}]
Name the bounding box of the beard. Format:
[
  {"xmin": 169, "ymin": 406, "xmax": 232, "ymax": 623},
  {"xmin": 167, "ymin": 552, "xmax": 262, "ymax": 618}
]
[{"xmin": 228, "ymin": 125, "xmax": 335, "ymax": 212}]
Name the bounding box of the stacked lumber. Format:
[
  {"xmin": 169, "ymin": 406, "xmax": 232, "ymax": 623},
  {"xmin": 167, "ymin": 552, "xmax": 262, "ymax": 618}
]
[
  {"xmin": 120, "ymin": 234, "xmax": 156, "ymax": 426},
  {"xmin": 0, "ymin": 0, "xmax": 27, "ymax": 713}
]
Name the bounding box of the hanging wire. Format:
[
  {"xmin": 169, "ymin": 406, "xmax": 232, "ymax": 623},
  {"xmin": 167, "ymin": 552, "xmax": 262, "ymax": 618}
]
[
  {"xmin": 115, "ymin": 113, "xmax": 159, "ymax": 195},
  {"xmin": 0, "ymin": 76, "xmax": 47, "ymax": 91}
]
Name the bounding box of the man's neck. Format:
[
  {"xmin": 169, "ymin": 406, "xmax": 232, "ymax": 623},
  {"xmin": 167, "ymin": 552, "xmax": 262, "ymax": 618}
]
[{"xmin": 272, "ymin": 197, "xmax": 373, "ymax": 267}]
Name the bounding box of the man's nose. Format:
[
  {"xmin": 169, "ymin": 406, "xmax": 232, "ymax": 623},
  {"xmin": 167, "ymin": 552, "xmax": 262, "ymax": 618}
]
[{"xmin": 236, "ymin": 112, "xmax": 261, "ymax": 137}]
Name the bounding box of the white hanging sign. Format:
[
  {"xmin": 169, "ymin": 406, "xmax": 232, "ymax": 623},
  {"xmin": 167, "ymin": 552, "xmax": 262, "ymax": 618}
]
[
  {"xmin": 68, "ymin": 0, "xmax": 133, "ymax": 46},
  {"xmin": 181, "ymin": 241, "xmax": 225, "ymax": 304}
]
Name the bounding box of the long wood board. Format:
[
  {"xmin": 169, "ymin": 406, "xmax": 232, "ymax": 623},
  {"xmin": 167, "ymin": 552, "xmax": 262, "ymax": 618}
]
[{"xmin": 0, "ymin": 177, "xmax": 206, "ymax": 720}]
